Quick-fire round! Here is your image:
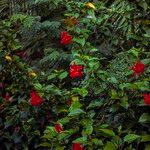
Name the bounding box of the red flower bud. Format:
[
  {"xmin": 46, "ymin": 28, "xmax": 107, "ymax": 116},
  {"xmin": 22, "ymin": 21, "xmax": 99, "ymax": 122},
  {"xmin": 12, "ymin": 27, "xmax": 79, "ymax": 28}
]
[
  {"xmin": 72, "ymin": 143, "xmax": 84, "ymax": 150},
  {"xmin": 60, "ymin": 31, "xmax": 72, "ymax": 45},
  {"xmin": 29, "ymin": 90, "xmax": 44, "ymax": 106},
  {"xmin": 144, "ymin": 94, "xmax": 150, "ymax": 106},
  {"xmin": 55, "ymin": 123, "xmax": 63, "ymax": 133},
  {"xmin": 67, "ymin": 99, "xmax": 72, "ymax": 106}
]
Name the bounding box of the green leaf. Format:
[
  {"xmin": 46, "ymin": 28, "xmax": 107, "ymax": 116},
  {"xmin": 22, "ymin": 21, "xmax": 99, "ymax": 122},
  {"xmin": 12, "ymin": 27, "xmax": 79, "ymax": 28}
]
[
  {"xmin": 145, "ymin": 144, "xmax": 150, "ymax": 150},
  {"xmin": 119, "ymin": 83, "xmax": 133, "ymax": 90},
  {"xmin": 110, "ymin": 89, "xmax": 119, "ymax": 99},
  {"xmin": 87, "ymin": 100, "xmax": 103, "ymax": 109},
  {"xmin": 141, "ymin": 135, "xmax": 150, "ymax": 142},
  {"xmin": 57, "ymin": 117, "xmax": 70, "ymax": 125},
  {"xmin": 104, "ymin": 141, "xmax": 117, "ymax": 150},
  {"xmin": 39, "ymin": 142, "xmax": 52, "ymax": 147},
  {"xmin": 68, "ymin": 108, "xmax": 85, "ymax": 117},
  {"xmin": 87, "ymin": 9, "xmax": 96, "ymax": 21},
  {"xmin": 88, "ymin": 110, "xmax": 96, "ymax": 118},
  {"xmin": 141, "ymin": 59, "xmax": 150, "ymax": 65},
  {"xmin": 138, "ymin": 0, "xmax": 148, "ymax": 10},
  {"xmin": 72, "ymin": 88, "xmax": 88, "ymax": 97},
  {"xmin": 44, "ymin": 126, "xmax": 57, "ymax": 138},
  {"xmin": 108, "ymin": 77, "xmax": 118, "ymax": 84},
  {"xmin": 139, "ymin": 113, "xmax": 150, "ymax": 124},
  {"xmin": 73, "ymin": 37, "xmax": 86, "ymax": 47},
  {"xmin": 41, "ymin": 21, "xmax": 61, "ymax": 29},
  {"xmin": 49, "ymin": 51, "xmax": 60, "ymax": 61},
  {"xmin": 120, "ymin": 98, "xmax": 129, "ymax": 109},
  {"xmin": 55, "ymin": 146, "xmax": 65, "ymax": 150},
  {"xmin": 92, "ymin": 138, "xmax": 103, "ymax": 146},
  {"xmin": 99, "ymin": 129, "xmax": 115, "ymax": 137},
  {"xmin": 124, "ymin": 134, "xmax": 141, "ymax": 143},
  {"xmin": 128, "ymin": 48, "xmax": 139, "ymax": 58},
  {"xmin": 134, "ymin": 81, "xmax": 149, "ymax": 91},
  {"xmin": 34, "ymin": 83, "xmax": 42, "ymax": 90},
  {"xmin": 81, "ymin": 119, "xmax": 93, "ymax": 135},
  {"xmin": 58, "ymin": 132, "xmax": 70, "ymax": 141},
  {"xmin": 47, "ymin": 74, "xmax": 57, "ymax": 80},
  {"xmin": 69, "ymin": 100, "xmax": 82, "ymax": 112},
  {"xmin": 58, "ymin": 71, "xmax": 68, "ymax": 80},
  {"xmin": 73, "ymin": 137, "xmax": 87, "ymax": 144}
]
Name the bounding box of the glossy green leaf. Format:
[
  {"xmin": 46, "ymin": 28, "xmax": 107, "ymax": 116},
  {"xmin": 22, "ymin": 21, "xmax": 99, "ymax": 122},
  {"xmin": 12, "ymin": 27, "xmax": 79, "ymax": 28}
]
[
  {"xmin": 104, "ymin": 141, "xmax": 117, "ymax": 150},
  {"xmin": 139, "ymin": 113, "xmax": 150, "ymax": 124},
  {"xmin": 73, "ymin": 137, "xmax": 87, "ymax": 144},
  {"xmin": 124, "ymin": 134, "xmax": 141, "ymax": 143},
  {"xmin": 68, "ymin": 108, "xmax": 85, "ymax": 117},
  {"xmin": 99, "ymin": 129, "xmax": 115, "ymax": 137}
]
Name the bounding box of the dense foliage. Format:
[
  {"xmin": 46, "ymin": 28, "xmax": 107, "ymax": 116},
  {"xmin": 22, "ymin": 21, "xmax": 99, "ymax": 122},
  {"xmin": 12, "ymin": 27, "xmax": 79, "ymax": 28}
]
[{"xmin": 0, "ymin": 0, "xmax": 150, "ymax": 149}]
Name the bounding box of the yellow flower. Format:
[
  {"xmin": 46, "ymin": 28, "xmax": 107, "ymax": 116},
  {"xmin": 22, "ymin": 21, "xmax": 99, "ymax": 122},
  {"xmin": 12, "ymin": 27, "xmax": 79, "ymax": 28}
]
[
  {"xmin": 85, "ymin": 2, "xmax": 96, "ymax": 9},
  {"xmin": 72, "ymin": 96, "xmax": 79, "ymax": 102},
  {"xmin": 5, "ymin": 55, "xmax": 12, "ymax": 61},
  {"xmin": 29, "ymin": 72, "xmax": 37, "ymax": 77}
]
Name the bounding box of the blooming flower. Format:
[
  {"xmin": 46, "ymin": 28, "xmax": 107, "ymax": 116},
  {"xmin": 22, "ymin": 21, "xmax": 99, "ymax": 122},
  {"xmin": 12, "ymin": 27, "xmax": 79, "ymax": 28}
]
[
  {"xmin": 3, "ymin": 93, "xmax": 10, "ymax": 102},
  {"xmin": 5, "ymin": 55, "xmax": 12, "ymax": 61},
  {"xmin": 29, "ymin": 72, "xmax": 37, "ymax": 77},
  {"xmin": 144, "ymin": 94, "xmax": 150, "ymax": 106},
  {"xmin": 54, "ymin": 123, "xmax": 63, "ymax": 133},
  {"xmin": 60, "ymin": 31, "xmax": 72, "ymax": 45},
  {"xmin": 85, "ymin": 2, "xmax": 96, "ymax": 9},
  {"xmin": 29, "ymin": 90, "xmax": 44, "ymax": 106},
  {"xmin": 69, "ymin": 63, "xmax": 84, "ymax": 78},
  {"xmin": 131, "ymin": 61, "xmax": 145, "ymax": 77},
  {"xmin": 72, "ymin": 143, "xmax": 84, "ymax": 150}
]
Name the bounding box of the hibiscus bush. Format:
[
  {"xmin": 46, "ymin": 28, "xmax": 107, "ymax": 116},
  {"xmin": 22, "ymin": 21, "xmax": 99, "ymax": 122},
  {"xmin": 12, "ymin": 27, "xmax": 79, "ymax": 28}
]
[{"xmin": 0, "ymin": 0, "xmax": 150, "ymax": 150}]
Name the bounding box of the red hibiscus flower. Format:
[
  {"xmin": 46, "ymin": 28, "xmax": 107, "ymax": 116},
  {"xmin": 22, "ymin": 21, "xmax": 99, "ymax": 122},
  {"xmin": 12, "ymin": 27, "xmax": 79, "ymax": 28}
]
[
  {"xmin": 144, "ymin": 94, "xmax": 150, "ymax": 106},
  {"xmin": 29, "ymin": 90, "xmax": 44, "ymax": 106},
  {"xmin": 54, "ymin": 123, "xmax": 63, "ymax": 133},
  {"xmin": 72, "ymin": 143, "xmax": 84, "ymax": 150},
  {"xmin": 3, "ymin": 93, "xmax": 10, "ymax": 102},
  {"xmin": 131, "ymin": 61, "xmax": 145, "ymax": 77},
  {"xmin": 60, "ymin": 31, "xmax": 72, "ymax": 45},
  {"xmin": 69, "ymin": 63, "xmax": 84, "ymax": 78}
]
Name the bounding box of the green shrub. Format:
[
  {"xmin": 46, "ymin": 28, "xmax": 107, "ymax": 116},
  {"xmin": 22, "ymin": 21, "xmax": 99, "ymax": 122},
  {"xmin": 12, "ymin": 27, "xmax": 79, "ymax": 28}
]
[{"xmin": 0, "ymin": 0, "xmax": 150, "ymax": 149}]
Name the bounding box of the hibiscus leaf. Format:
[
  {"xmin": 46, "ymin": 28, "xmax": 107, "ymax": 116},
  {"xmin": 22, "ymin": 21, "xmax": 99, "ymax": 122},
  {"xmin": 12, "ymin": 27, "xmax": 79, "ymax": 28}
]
[
  {"xmin": 124, "ymin": 134, "xmax": 141, "ymax": 143},
  {"xmin": 68, "ymin": 108, "xmax": 85, "ymax": 117}
]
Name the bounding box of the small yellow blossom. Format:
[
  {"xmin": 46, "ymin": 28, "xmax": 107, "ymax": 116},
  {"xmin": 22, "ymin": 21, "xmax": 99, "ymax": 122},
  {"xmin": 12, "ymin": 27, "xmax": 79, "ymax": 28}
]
[
  {"xmin": 5, "ymin": 55, "xmax": 12, "ymax": 61},
  {"xmin": 29, "ymin": 72, "xmax": 37, "ymax": 77},
  {"xmin": 85, "ymin": 2, "xmax": 96, "ymax": 9},
  {"xmin": 72, "ymin": 96, "xmax": 79, "ymax": 102}
]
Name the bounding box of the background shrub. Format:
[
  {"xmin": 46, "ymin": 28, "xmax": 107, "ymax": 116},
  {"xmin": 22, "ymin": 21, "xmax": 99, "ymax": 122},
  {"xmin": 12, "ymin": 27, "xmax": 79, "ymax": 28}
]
[{"xmin": 0, "ymin": 0, "xmax": 150, "ymax": 149}]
